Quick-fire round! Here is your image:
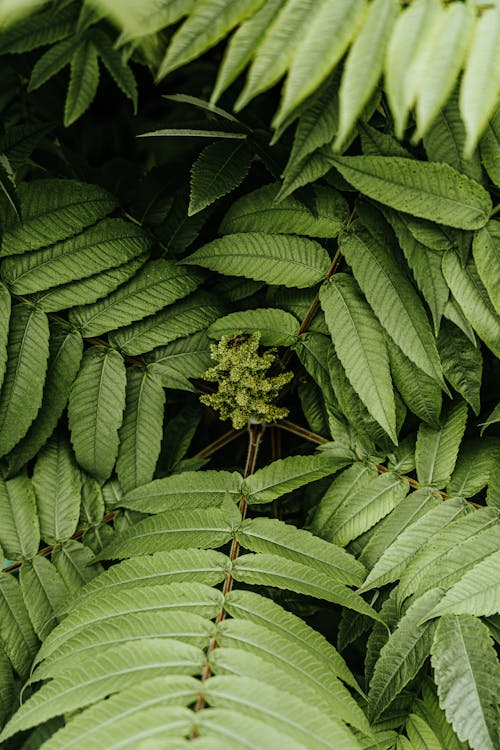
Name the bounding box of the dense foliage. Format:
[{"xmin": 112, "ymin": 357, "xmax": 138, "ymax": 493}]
[{"xmin": 0, "ymin": 1, "xmax": 499, "ymax": 748}]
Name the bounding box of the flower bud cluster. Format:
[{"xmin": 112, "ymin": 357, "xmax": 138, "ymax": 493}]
[{"xmin": 200, "ymin": 331, "xmax": 293, "ymax": 428}]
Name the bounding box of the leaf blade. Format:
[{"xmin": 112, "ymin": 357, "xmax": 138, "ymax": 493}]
[
  {"xmin": 68, "ymin": 346, "xmax": 126, "ymax": 482},
  {"xmin": 330, "ymin": 155, "xmax": 491, "ymax": 230},
  {"xmin": 320, "ymin": 274, "xmax": 397, "ymax": 442},
  {"xmin": 183, "ymin": 233, "xmax": 330, "ymax": 288}
]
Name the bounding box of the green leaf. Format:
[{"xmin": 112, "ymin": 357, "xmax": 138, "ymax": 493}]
[
  {"xmin": 324, "ymin": 471, "xmax": 409, "ymax": 548},
  {"xmin": 2, "ymin": 218, "xmax": 151, "ymax": 295},
  {"xmin": 234, "ymin": 0, "xmax": 316, "ymax": 111},
  {"xmin": 383, "ymin": 210, "xmax": 449, "ymax": 334},
  {"xmin": 437, "ymin": 320, "xmax": 482, "ymax": 415},
  {"xmin": 138, "ymin": 128, "xmax": 247, "ymax": 140},
  {"xmin": 19, "ymin": 558, "xmax": 68, "ymax": 641},
  {"xmin": 0, "ymin": 474, "xmax": 39, "ymax": 561},
  {"xmin": 109, "ymin": 290, "xmax": 222, "ymax": 356},
  {"xmin": 220, "ymin": 183, "xmax": 349, "ymax": 238},
  {"xmin": 368, "ymin": 589, "xmax": 442, "ymax": 722},
  {"xmin": 51, "ymin": 540, "xmax": 101, "ymax": 594},
  {"xmin": 89, "ymin": 28, "xmax": 137, "ymax": 109},
  {"xmin": 0, "ymin": 638, "xmax": 204, "ymax": 742},
  {"xmin": 274, "ymin": 0, "xmax": 367, "ymax": 129},
  {"xmin": 68, "ymin": 346, "xmax": 127, "ymax": 482},
  {"xmin": 0, "ymin": 572, "xmax": 38, "ymax": 679},
  {"xmin": 330, "ymin": 155, "xmax": 492, "ymax": 229},
  {"xmin": 0, "ymin": 305, "xmax": 49, "ymax": 457},
  {"xmin": 443, "ymin": 296, "xmax": 476, "ymax": 345},
  {"xmin": 0, "ymin": 3, "xmax": 77, "ymax": 53},
  {"xmin": 79, "ymin": 474, "xmax": 104, "ymax": 527},
  {"xmin": 28, "ymin": 36, "xmax": 75, "ymax": 92},
  {"xmin": 64, "ymin": 40, "xmax": 100, "ymax": 127},
  {"xmin": 213, "ymin": 628, "xmax": 369, "ymax": 733},
  {"xmin": 163, "ymin": 91, "xmax": 242, "ymax": 121},
  {"xmin": 68, "ymin": 549, "xmax": 228, "ymax": 610},
  {"xmin": 242, "ymin": 453, "xmax": 349, "ymax": 504},
  {"xmin": 426, "ymin": 548, "xmax": 500, "ymax": 620},
  {"xmin": 144, "ymin": 331, "xmax": 212, "ymax": 392},
  {"xmin": 211, "ymin": 0, "xmax": 285, "ymax": 104},
  {"xmin": 120, "ymin": 470, "xmax": 242, "ymax": 514},
  {"xmin": 481, "ymin": 403, "xmax": 500, "ymax": 435},
  {"xmin": 97, "ymin": 507, "xmax": 234, "ymax": 560},
  {"xmin": 158, "ymin": 0, "xmax": 264, "ymax": 79},
  {"xmin": 312, "ymin": 462, "xmax": 379, "ymax": 534},
  {"xmin": 360, "ymin": 488, "xmax": 442, "ymax": 570},
  {"xmin": 472, "ymin": 221, "xmax": 500, "ymax": 315},
  {"xmin": 112, "ymin": 0, "xmax": 196, "ymax": 40},
  {"xmin": 415, "ymin": 400, "xmax": 468, "ymax": 488},
  {"xmin": 359, "ymin": 498, "xmax": 470, "ymax": 592},
  {"xmin": 387, "ymin": 338, "xmax": 442, "ymax": 427},
  {"xmin": 189, "ymin": 141, "xmax": 252, "ymax": 215},
  {"xmin": 0, "ymin": 179, "xmax": 117, "ymax": 255},
  {"xmin": 340, "ymin": 225, "xmax": 443, "ymax": 385},
  {"xmin": 208, "ymin": 308, "xmax": 299, "ymax": 346},
  {"xmin": 225, "ymin": 588, "xmax": 361, "ymax": 695},
  {"xmin": 406, "ymin": 713, "xmax": 445, "ymax": 750},
  {"xmin": 236, "ymin": 516, "xmax": 366, "ymax": 586},
  {"xmin": 31, "ymin": 255, "xmax": 147, "ymax": 313},
  {"xmin": 422, "ymin": 89, "xmax": 483, "ymax": 183},
  {"xmin": 0, "ymin": 642, "xmax": 13, "ymax": 729},
  {"xmin": 359, "ymin": 122, "xmax": 412, "ymax": 159},
  {"xmin": 183, "ymin": 233, "xmax": 330, "ymax": 288},
  {"xmin": 447, "ymin": 438, "xmax": 500, "ymax": 498},
  {"xmin": 283, "ymin": 71, "xmax": 340, "ymax": 172},
  {"xmin": 431, "ymin": 615, "xmax": 500, "ymax": 750},
  {"xmin": 5, "ymin": 327, "xmax": 83, "ymax": 476},
  {"xmin": 268, "ymin": 288, "xmax": 328, "ymax": 333},
  {"xmin": 0, "ymin": 156, "xmax": 20, "ymax": 220},
  {"xmin": 459, "ymin": 5, "xmax": 500, "ymax": 156},
  {"xmin": 413, "ymin": 3, "xmax": 474, "ymax": 142},
  {"xmin": 414, "ymin": 680, "xmax": 468, "ymax": 750},
  {"xmin": 69, "ymin": 259, "xmax": 199, "ymax": 337},
  {"xmin": 38, "ymin": 580, "xmax": 220, "ymax": 662},
  {"xmin": 115, "ymin": 367, "xmax": 165, "ymax": 493},
  {"xmin": 320, "ymin": 274, "xmax": 397, "ymax": 442},
  {"xmin": 279, "ymin": 150, "xmax": 333, "ymax": 202},
  {"xmin": 479, "ymin": 105, "xmax": 500, "ymax": 188},
  {"xmin": 442, "ymin": 251, "xmax": 500, "ymax": 358},
  {"xmin": 384, "ymin": 0, "xmax": 441, "ymax": 138},
  {"xmin": 398, "ymin": 508, "xmax": 500, "ymax": 603},
  {"xmin": 32, "ymin": 438, "xmax": 81, "ymax": 544},
  {"xmin": 31, "ymin": 678, "xmax": 200, "ymax": 750},
  {"xmin": 33, "ymin": 608, "xmax": 213, "ymax": 683},
  {"xmin": 294, "ymin": 333, "xmax": 338, "ymax": 412},
  {"xmin": 335, "ymin": 0, "xmax": 398, "ymax": 149},
  {"xmin": 232, "ymin": 553, "xmax": 382, "ymax": 622},
  {"xmin": 205, "ymin": 675, "xmax": 360, "ymax": 749}
]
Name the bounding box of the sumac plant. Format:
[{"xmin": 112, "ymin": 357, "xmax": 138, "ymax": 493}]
[{"xmin": 0, "ymin": 1, "xmax": 499, "ymax": 748}]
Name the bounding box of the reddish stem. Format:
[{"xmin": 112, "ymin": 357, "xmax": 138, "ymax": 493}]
[{"xmin": 193, "ymin": 421, "xmax": 265, "ymax": 716}]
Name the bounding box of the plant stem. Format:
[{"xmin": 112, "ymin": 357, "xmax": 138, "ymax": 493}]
[
  {"xmin": 192, "ymin": 427, "xmax": 245, "ymax": 459},
  {"xmin": 193, "ymin": 421, "xmax": 265, "ymax": 715},
  {"xmin": 276, "ymin": 419, "xmax": 328, "ymax": 444},
  {"xmin": 1, "ymin": 511, "xmax": 117, "ymax": 573},
  {"xmin": 275, "ymin": 419, "xmax": 481, "ymax": 506},
  {"xmin": 1, "ymin": 430, "xmax": 245, "ymax": 575}
]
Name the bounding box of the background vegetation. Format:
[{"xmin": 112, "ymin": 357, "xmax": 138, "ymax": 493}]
[{"xmin": 0, "ymin": 1, "xmax": 499, "ymax": 748}]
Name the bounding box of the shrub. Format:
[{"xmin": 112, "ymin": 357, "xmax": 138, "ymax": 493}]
[{"xmin": 0, "ymin": 1, "xmax": 499, "ymax": 748}]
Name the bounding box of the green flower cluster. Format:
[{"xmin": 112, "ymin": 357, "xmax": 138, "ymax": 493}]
[{"xmin": 200, "ymin": 332, "xmax": 293, "ymax": 428}]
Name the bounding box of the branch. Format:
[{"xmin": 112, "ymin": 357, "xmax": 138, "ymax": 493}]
[
  {"xmin": 275, "ymin": 419, "xmax": 481, "ymax": 506},
  {"xmin": 193, "ymin": 421, "xmax": 266, "ymax": 717}
]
